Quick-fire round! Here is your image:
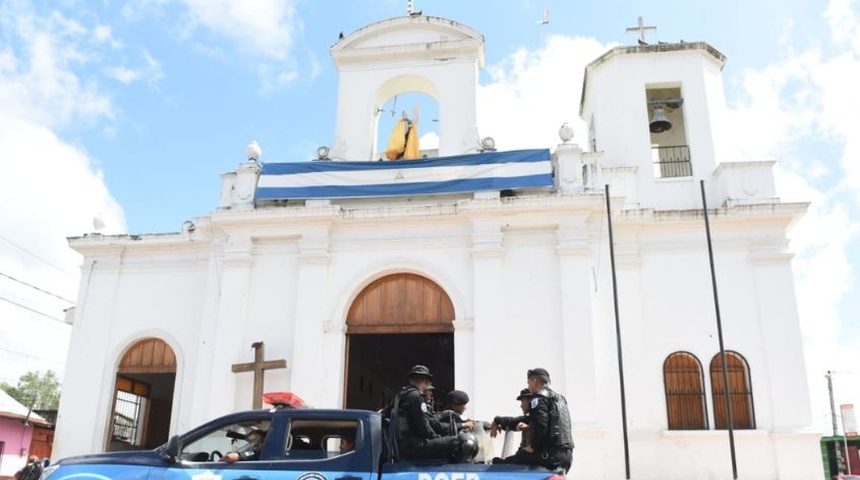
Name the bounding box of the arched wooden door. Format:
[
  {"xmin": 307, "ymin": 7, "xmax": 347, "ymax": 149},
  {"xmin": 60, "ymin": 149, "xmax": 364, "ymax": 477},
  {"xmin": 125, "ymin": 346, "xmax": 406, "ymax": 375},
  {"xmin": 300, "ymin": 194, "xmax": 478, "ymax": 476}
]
[
  {"xmin": 108, "ymin": 338, "xmax": 176, "ymax": 451},
  {"xmin": 345, "ymin": 273, "xmax": 454, "ymax": 410}
]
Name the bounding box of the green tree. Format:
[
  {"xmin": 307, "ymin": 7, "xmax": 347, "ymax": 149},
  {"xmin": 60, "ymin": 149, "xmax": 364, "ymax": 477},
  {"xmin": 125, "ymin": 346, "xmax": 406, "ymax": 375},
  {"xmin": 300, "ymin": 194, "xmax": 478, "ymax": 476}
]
[{"xmin": 0, "ymin": 370, "xmax": 61, "ymax": 410}]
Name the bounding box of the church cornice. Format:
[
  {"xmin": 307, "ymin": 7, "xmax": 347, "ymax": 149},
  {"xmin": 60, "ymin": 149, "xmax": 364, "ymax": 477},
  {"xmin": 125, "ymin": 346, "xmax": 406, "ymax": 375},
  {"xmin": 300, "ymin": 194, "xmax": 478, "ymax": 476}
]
[
  {"xmin": 330, "ymin": 15, "xmax": 485, "ymax": 68},
  {"xmin": 68, "ymin": 232, "xmax": 211, "ymax": 257},
  {"xmin": 616, "ymin": 202, "xmax": 808, "ymax": 228},
  {"xmin": 587, "ymin": 42, "xmax": 727, "ymax": 72}
]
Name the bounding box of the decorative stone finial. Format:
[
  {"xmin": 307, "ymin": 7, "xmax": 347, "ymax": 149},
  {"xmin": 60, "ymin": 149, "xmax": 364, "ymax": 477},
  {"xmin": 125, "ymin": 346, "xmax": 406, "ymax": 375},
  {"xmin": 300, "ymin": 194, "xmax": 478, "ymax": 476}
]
[
  {"xmin": 558, "ymin": 123, "xmax": 574, "ymax": 143},
  {"xmin": 246, "ymin": 140, "xmax": 262, "ymax": 162}
]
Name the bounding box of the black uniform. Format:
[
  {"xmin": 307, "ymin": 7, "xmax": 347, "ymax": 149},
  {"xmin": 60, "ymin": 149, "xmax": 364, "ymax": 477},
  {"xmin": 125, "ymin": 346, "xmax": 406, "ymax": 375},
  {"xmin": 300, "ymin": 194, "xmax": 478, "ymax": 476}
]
[
  {"xmin": 491, "ymin": 412, "xmax": 541, "ymax": 466},
  {"xmin": 392, "ymin": 385, "xmax": 459, "ymax": 461},
  {"xmin": 434, "ymin": 409, "xmax": 470, "ymax": 436},
  {"xmin": 15, "ymin": 459, "xmax": 46, "ymax": 480},
  {"xmin": 528, "ymin": 387, "xmax": 573, "ymax": 473},
  {"xmin": 494, "ymin": 413, "xmax": 531, "ymax": 446}
]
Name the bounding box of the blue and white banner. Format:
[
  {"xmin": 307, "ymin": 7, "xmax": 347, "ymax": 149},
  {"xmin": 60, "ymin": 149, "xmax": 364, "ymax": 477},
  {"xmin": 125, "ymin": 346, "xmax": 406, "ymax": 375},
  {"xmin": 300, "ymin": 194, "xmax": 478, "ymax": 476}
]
[{"xmin": 255, "ymin": 149, "xmax": 552, "ymax": 200}]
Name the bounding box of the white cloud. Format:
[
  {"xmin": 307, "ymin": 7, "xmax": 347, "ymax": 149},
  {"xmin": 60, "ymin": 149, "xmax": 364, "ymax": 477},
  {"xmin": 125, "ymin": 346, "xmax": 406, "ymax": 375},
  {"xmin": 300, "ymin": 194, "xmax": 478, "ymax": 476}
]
[
  {"xmin": 92, "ymin": 24, "xmax": 122, "ymax": 49},
  {"xmin": 0, "ymin": 1, "xmax": 126, "ymax": 383},
  {"xmin": 104, "ymin": 49, "xmax": 165, "ymax": 85},
  {"xmin": 478, "ymin": 35, "xmax": 612, "ymax": 151},
  {"xmin": 180, "ymin": 0, "xmax": 300, "ymax": 61},
  {"xmin": 127, "ymin": 0, "xmax": 304, "ymax": 90},
  {"xmin": 419, "ymin": 131, "xmax": 439, "ymax": 150},
  {"xmin": 0, "ymin": 3, "xmax": 114, "ymax": 129},
  {"xmin": 722, "ymin": 0, "xmax": 860, "ymax": 428},
  {"xmin": 104, "ymin": 65, "xmax": 141, "ymax": 83}
]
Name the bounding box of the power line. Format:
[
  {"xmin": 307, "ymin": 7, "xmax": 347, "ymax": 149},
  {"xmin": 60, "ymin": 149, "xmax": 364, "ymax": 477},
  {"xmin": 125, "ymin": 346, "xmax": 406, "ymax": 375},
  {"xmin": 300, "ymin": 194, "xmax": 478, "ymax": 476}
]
[
  {"xmin": 0, "ymin": 271, "xmax": 75, "ymax": 304},
  {"xmin": 0, "ymin": 345, "xmax": 67, "ymax": 366},
  {"xmin": 0, "ymin": 296, "xmax": 66, "ymax": 323},
  {"xmin": 0, "ymin": 235, "xmax": 77, "ymax": 279}
]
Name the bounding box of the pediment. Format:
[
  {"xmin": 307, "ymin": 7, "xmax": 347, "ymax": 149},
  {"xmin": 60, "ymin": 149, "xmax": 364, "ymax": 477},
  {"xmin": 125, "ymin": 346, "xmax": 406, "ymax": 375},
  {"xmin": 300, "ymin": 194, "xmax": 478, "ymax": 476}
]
[{"xmin": 331, "ymin": 15, "xmax": 484, "ymax": 66}]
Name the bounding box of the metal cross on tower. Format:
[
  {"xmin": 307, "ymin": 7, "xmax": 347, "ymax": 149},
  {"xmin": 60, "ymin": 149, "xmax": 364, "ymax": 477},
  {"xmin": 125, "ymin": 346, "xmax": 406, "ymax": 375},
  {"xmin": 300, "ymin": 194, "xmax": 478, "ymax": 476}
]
[
  {"xmin": 626, "ymin": 16, "xmax": 657, "ymax": 43},
  {"xmin": 232, "ymin": 341, "xmax": 287, "ymax": 409}
]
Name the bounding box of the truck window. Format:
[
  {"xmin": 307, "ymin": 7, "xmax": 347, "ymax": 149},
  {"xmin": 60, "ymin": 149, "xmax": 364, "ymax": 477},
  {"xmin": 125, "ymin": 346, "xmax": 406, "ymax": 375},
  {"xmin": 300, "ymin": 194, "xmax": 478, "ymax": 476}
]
[
  {"xmin": 283, "ymin": 418, "xmax": 360, "ymax": 460},
  {"xmin": 179, "ymin": 417, "xmax": 272, "ymax": 463}
]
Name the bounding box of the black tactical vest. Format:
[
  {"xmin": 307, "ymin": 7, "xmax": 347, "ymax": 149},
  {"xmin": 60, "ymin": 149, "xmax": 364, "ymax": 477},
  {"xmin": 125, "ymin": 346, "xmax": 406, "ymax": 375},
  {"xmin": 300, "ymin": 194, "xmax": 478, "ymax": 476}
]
[{"xmin": 542, "ymin": 388, "xmax": 573, "ymax": 448}]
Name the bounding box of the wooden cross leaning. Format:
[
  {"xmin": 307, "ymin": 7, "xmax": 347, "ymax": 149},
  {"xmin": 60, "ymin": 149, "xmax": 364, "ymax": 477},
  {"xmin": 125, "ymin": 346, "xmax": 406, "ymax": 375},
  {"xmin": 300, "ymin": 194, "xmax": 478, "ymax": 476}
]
[{"xmin": 231, "ymin": 341, "xmax": 287, "ymax": 409}]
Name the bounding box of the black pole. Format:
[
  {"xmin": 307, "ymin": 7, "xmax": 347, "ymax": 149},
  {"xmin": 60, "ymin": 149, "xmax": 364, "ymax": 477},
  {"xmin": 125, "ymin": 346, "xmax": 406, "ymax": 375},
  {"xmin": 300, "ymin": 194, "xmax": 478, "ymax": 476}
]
[
  {"xmin": 604, "ymin": 184, "xmax": 631, "ymax": 479},
  {"xmin": 700, "ymin": 180, "xmax": 738, "ymax": 479}
]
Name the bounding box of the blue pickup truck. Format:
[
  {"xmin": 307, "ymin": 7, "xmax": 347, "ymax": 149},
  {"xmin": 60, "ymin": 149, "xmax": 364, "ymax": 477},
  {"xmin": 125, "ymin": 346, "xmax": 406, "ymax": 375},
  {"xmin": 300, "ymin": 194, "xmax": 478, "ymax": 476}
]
[{"xmin": 41, "ymin": 404, "xmax": 565, "ymax": 480}]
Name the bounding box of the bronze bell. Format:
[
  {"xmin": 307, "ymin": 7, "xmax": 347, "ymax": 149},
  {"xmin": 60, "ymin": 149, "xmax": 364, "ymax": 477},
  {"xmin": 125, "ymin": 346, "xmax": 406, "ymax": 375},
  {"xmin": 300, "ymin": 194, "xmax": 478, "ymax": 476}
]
[{"xmin": 649, "ymin": 107, "xmax": 672, "ymax": 133}]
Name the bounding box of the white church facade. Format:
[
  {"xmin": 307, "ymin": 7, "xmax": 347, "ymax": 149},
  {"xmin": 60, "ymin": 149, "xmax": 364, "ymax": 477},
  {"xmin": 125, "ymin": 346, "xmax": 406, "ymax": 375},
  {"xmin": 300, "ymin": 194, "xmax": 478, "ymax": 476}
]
[{"xmin": 54, "ymin": 13, "xmax": 823, "ymax": 480}]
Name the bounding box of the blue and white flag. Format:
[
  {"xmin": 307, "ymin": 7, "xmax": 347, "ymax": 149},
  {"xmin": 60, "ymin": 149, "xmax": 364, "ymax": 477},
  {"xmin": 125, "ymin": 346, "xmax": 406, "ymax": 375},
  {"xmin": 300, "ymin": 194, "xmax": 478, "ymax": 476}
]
[{"xmin": 255, "ymin": 149, "xmax": 552, "ymax": 200}]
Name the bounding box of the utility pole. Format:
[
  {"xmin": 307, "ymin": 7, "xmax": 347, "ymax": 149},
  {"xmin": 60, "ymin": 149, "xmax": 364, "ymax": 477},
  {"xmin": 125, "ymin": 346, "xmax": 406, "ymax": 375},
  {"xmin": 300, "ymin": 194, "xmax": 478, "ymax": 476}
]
[{"xmin": 827, "ymin": 371, "xmax": 844, "ymax": 473}]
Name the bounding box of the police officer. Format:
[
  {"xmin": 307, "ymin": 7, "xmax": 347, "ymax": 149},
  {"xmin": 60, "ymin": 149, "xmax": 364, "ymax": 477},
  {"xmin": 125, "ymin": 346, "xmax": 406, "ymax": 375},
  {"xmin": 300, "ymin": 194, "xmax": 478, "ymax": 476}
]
[
  {"xmin": 435, "ymin": 390, "xmax": 476, "ymax": 435},
  {"xmin": 423, "ymin": 385, "xmax": 436, "ymax": 413},
  {"xmin": 390, "ymin": 365, "xmax": 462, "ymax": 461},
  {"xmin": 523, "ymin": 368, "xmax": 573, "ymax": 473},
  {"xmin": 490, "ymin": 388, "xmax": 536, "ymax": 465}
]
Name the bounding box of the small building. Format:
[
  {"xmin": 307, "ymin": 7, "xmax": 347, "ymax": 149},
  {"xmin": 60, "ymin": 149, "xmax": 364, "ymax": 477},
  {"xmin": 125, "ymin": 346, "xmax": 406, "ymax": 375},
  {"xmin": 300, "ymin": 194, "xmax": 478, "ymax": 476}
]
[
  {"xmin": 0, "ymin": 390, "xmax": 48, "ymax": 479},
  {"xmin": 822, "ymin": 435, "xmax": 860, "ymax": 479}
]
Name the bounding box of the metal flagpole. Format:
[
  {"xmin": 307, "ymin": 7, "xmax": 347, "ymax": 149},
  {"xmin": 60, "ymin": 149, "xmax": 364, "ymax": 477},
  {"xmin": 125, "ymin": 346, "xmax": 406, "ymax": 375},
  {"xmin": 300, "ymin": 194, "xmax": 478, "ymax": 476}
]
[
  {"xmin": 605, "ymin": 184, "xmax": 631, "ymax": 479},
  {"xmin": 699, "ymin": 180, "xmax": 738, "ymax": 479}
]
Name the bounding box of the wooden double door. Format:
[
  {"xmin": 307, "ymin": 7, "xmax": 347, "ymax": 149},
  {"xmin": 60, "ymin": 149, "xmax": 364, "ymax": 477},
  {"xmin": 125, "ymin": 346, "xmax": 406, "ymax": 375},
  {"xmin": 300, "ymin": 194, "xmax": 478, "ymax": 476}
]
[{"xmin": 344, "ymin": 273, "xmax": 455, "ymax": 411}]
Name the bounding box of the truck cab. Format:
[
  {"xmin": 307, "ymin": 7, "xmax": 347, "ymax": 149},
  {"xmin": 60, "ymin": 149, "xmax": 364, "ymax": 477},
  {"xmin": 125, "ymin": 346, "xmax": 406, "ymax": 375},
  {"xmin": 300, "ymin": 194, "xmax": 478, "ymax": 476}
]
[{"xmin": 42, "ymin": 407, "xmax": 564, "ymax": 480}]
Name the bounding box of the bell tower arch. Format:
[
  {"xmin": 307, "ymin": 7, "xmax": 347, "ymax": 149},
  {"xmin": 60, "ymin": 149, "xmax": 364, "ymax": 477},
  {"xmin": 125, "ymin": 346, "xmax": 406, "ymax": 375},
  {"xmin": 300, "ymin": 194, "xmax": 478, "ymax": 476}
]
[{"xmin": 329, "ymin": 15, "xmax": 485, "ymax": 160}]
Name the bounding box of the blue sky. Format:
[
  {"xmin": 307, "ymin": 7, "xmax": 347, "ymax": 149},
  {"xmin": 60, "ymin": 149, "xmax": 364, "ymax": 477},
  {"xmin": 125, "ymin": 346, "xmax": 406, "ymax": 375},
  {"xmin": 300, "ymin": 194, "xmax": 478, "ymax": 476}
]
[{"xmin": 0, "ymin": 0, "xmax": 857, "ymax": 434}]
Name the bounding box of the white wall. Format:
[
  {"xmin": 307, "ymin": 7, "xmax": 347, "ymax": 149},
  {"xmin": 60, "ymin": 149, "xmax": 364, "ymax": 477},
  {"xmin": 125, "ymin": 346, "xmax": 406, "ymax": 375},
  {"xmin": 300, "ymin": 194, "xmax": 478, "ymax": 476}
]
[{"xmin": 55, "ymin": 193, "xmax": 822, "ymax": 479}]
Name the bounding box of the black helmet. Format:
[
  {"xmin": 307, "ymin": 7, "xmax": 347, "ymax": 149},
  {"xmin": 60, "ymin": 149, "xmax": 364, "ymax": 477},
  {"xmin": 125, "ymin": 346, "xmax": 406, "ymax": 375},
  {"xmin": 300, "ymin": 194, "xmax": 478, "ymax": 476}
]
[
  {"xmin": 516, "ymin": 388, "xmax": 532, "ymax": 400},
  {"xmin": 456, "ymin": 432, "xmax": 479, "ymax": 462},
  {"xmin": 447, "ymin": 390, "xmax": 469, "ymax": 405},
  {"xmin": 527, "ymin": 367, "xmax": 551, "ymax": 383}
]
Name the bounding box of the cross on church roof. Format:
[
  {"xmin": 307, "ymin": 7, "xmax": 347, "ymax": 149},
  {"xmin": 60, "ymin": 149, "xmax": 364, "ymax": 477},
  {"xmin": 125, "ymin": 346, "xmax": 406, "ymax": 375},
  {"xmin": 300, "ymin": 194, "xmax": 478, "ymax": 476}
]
[
  {"xmin": 407, "ymin": 0, "xmax": 421, "ymax": 16},
  {"xmin": 626, "ymin": 16, "xmax": 657, "ymax": 44},
  {"xmin": 232, "ymin": 341, "xmax": 287, "ymax": 409}
]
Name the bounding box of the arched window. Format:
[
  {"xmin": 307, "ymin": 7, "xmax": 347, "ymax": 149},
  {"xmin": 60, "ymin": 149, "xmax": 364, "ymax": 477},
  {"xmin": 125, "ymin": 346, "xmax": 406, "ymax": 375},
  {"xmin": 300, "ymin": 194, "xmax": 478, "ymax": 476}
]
[
  {"xmin": 663, "ymin": 352, "xmax": 708, "ymax": 430},
  {"xmin": 710, "ymin": 351, "xmax": 755, "ymax": 429}
]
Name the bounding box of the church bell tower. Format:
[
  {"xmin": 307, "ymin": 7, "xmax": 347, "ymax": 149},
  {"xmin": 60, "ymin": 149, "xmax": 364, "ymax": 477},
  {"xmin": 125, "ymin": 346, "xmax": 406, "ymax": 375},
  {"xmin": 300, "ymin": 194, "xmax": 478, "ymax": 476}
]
[
  {"xmin": 329, "ymin": 14, "xmax": 485, "ymax": 160},
  {"xmin": 580, "ymin": 41, "xmax": 731, "ymax": 209}
]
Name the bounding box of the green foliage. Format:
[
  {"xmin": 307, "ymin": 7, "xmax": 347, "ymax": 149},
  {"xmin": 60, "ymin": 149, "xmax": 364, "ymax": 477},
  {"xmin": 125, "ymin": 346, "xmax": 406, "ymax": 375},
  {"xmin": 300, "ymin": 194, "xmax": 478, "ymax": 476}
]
[{"xmin": 0, "ymin": 370, "xmax": 61, "ymax": 410}]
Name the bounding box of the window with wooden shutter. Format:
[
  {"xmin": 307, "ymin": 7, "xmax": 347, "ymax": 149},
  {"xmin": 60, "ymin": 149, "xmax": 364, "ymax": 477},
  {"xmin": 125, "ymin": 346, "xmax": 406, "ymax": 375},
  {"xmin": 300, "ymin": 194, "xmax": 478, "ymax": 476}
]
[
  {"xmin": 663, "ymin": 351, "xmax": 708, "ymax": 430},
  {"xmin": 710, "ymin": 351, "xmax": 755, "ymax": 430}
]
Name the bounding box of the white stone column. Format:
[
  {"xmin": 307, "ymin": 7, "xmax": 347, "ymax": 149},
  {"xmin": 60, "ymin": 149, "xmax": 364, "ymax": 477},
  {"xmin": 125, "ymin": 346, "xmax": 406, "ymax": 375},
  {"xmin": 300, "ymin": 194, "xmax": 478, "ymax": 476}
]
[
  {"xmin": 600, "ymin": 240, "xmax": 642, "ymax": 480},
  {"xmin": 554, "ymin": 143, "xmax": 584, "ymax": 193},
  {"xmin": 556, "ymin": 220, "xmax": 599, "ymax": 426},
  {"xmin": 53, "ymin": 255, "xmax": 123, "ymax": 459},
  {"xmin": 218, "ymin": 171, "xmax": 236, "ymax": 209},
  {"xmin": 289, "ymin": 227, "xmax": 331, "ymax": 406},
  {"xmin": 232, "ymin": 161, "xmax": 260, "ymax": 210},
  {"xmin": 180, "ymin": 238, "xmax": 228, "ymax": 431},
  {"xmin": 750, "ymin": 246, "xmax": 813, "ymax": 426},
  {"xmin": 749, "ymin": 244, "xmax": 824, "ymax": 480},
  {"xmin": 320, "ymin": 321, "xmax": 347, "ymax": 408},
  {"xmin": 469, "ymin": 218, "xmax": 504, "ymax": 421},
  {"xmin": 202, "ymin": 233, "xmax": 256, "ymax": 417}
]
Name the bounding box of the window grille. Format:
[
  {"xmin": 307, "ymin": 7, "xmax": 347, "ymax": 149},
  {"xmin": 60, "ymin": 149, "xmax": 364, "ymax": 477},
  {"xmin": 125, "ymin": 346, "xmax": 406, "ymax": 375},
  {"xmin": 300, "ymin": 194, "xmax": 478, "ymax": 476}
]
[
  {"xmin": 651, "ymin": 145, "xmax": 692, "ymax": 178},
  {"xmin": 664, "ymin": 352, "xmax": 708, "ymax": 430},
  {"xmin": 710, "ymin": 351, "xmax": 755, "ymax": 429}
]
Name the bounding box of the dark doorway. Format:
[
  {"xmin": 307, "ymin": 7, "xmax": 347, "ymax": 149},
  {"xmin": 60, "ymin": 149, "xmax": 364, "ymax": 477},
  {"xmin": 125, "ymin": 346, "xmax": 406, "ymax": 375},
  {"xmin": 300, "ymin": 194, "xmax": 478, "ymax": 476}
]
[
  {"xmin": 108, "ymin": 372, "xmax": 175, "ymax": 451},
  {"xmin": 108, "ymin": 338, "xmax": 176, "ymax": 451},
  {"xmin": 345, "ymin": 333, "xmax": 454, "ymax": 411}
]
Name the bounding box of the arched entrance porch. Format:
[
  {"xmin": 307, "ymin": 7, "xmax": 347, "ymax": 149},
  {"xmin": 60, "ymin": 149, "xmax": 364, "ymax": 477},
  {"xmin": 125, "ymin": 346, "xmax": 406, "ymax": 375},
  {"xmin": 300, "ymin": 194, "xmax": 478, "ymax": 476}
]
[
  {"xmin": 344, "ymin": 273, "xmax": 454, "ymax": 411},
  {"xmin": 107, "ymin": 338, "xmax": 176, "ymax": 451}
]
